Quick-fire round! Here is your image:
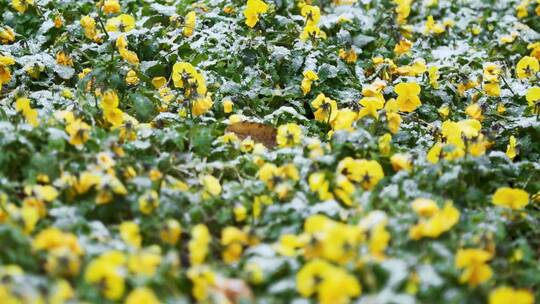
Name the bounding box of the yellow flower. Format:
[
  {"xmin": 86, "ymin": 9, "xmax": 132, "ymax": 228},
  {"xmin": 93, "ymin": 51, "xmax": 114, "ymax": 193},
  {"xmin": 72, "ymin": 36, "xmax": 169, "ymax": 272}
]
[
  {"xmin": 53, "ymin": 15, "xmax": 63, "ymax": 28},
  {"xmin": 318, "ymin": 268, "xmax": 361, "ymax": 304},
  {"xmin": 84, "ymin": 251, "xmax": 126, "ymax": 300},
  {"xmin": 489, "ymin": 286, "xmax": 534, "ymax": 304},
  {"xmin": 120, "ymin": 221, "xmax": 142, "ymax": 248},
  {"xmin": 192, "ymin": 94, "xmax": 213, "ymax": 116},
  {"xmin": 424, "ymin": 15, "xmax": 445, "ymax": 34},
  {"xmin": 525, "ymin": 86, "xmax": 540, "ymax": 112},
  {"xmin": 187, "ymin": 266, "xmax": 216, "ymax": 301},
  {"xmin": 484, "ymin": 63, "xmax": 500, "ymax": 81},
  {"xmin": 378, "ymin": 133, "xmax": 392, "ymax": 156},
  {"xmin": 395, "ymin": 82, "xmax": 422, "ymax": 112},
  {"xmin": 339, "ymin": 48, "xmax": 357, "ymax": 63},
  {"xmin": 103, "ymin": 0, "xmax": 121, "ymax": 14},
  {"xmin": 160, "ymin": 219, "xmax": 182, "ymax": 245},
  {"xmin": 308, "ymin": 172, "xmax": 334, "ymax": 201},
  {"xmin": 222, "ymin": 99, "xmax": 234, "ymax": 113},
  {"xmin": 311, "ymin": 93, "xmax": 338, "ymax": 122},
  {"xmin": 138, "ymin": 190, "xmax": 159, "ymax": 215},
  {"xmin": 244, "ymin": 0, "xmax": 269, "ymax": 28},
  {"xmin": 184, "ymin": 11, "xmax": 196, "ymax": 37},
  {"xmin": 104, "ymin": 107, "xmax": 125, "ymax": 127},
  {"xmin": 0, "ymin": 26, "xmax": 16, "ymax": 44},
  {"xmin": 80, "ymin": 15, "xmax": 98, "ymax": 40},
  {"xmin": 455, "ymin": 248, "xmax": 493, "ymax": 287},
  {"xmin": 387, "ymin": 111, "xmax": 402, "ymax": 134},
  {"xmin": 330, "ymin": 108, "xmax": 358, "ymax": 132},
  {"xmin": 66, "ymin": 119, "xmax": 91, "ymax": 146},
  {"xmin": 516, "ymin": 56, "xmax": 539, "ymax": 79},
  {"xmin": 73, "ymin": 171, "xmax": 100, "ymax": 194},
  {"xmin": 106, "ymin": 14, "xmax": 136, "ymax": 32},
  {"xmin": 301, "ymin": 5, "xmax": 320, "ymax": 26},
  {"xmin": 27, "ymin": 185, "xmax": 58, "ymax": 202},
  {"xmin": 301, "ymin": 70, "xmax": 319, "ymax": 95},
  {"xmin": 409, "ymin": 201, "xmax": 460, "ymax": 240},
  {"xmin": 395, "ymin": 0, "xmax": 412, "ymax": 24},
  {"xmin": 119, "ymin": 47, "xmax": 139, "ymax": 65},
  {"xmin": 15, "ymin": 97, "xmax": 40, "ymax": 127},
  {"xmin": 221, "ymin": 226, "xmax": 248, "ymax": 263},
  {"xmin": 171, "ymin": 62, "xmax": 207, "ymax": 95},
  {"xmin": 356, "ymin": 159, "xmax": 385, "ymax": 190},
  {"xmin": 128, "ymin": 248, "xmax": 162, "ymax": 276},
  {"xmin": 274, "ymin": 234, "xmax": 307, "ymax": 256},
  {"xmin": 492, "ymin": 187, "xmax": 529, "ymax": 210},
  {"xmin": 358, "ymin": 96, "xmax": 384, "ymax": 120},
  {"xmin": 337, "ymin": 157, "xmax": 384, "ymax": 190},
  {"xmin": 276, "ymin": 123, "xmax": 302, "ymax": 147},
  {"xmin": 297, "ymin": 259, "xmax": 361, "ymax": 304},
  {"xmin": 245, "ymin": 263, "xmax": 264, "ymax": 284},
  {"xmin": 369, "ymin": 223, "xmax": 390, "ymax": 260},
  {"xmin": 12, "ymin": 0, "xmax": 34, "ymax": 13},
  {"xmin": 240, "ymin": 137, "xmax": 255, "ymax": 152},
  {"xmin": 126, "ymin": 69, "xmax": 139, "ymax": 85},
  {"xmin": 497, "ymin": 102, "xmax": 506, "ymax": 113},
  {"xmin": 528, "ymin": 42, "xmax": 540, "ymax": 59},
  {"xmin": 125, "ymin": 287, "xmax": 161, "ymax": 304},
  {"xmin": 56, "ymin": 51, "xmax": 73, "ymax": 66},
  {"xmin": 49, "ymin": 280, "xmax": 74, "ymax": 304},
  {"xmin": 390, "ymin": 153, "xmax": 412, "ymax": 171},
  {"xmin": 484, "ymin": 81, "xmax": 501, "ymax": 97},
  {"xmin": 296, "ymin": 259, "xmax": 332, "ymax": 297},
  {"xmin": 32, "ymin": 227, "xmax": 84, "ymax": 255},
  {"xmin": 394, "ymin": 38, "xmax": 412, "ymax": 55},
  {"xmin": 429, "ymin": 66, "xmax": 439, "ymax": 88},
  {"xmin": 0, "ymin": 56, "xmax": 16, "ymax": 82},
  {"xmin": 438, "ymin": 104, "xmax": 450, "ymax": 118},
  {"xmin": 189, "ymin": 224, "xmax": 211, "ymax": 265},
  {"xmin": 300, "ymin": 24, "xmax": 325, "ymax": 41},
  {"xmin": 411, "ymin": 198, "xmax": 439, "ymax": 217},
  {"xmin": 45, "ymin": 248, "xmax": 81, "ymax": 277},
  {"xmin": 234, "ymin": 204, "xmax": 247, "ymax": 222},
  {"xmin": 506, "ymin": 136, "xmax": 518, "ymax": 160},
  {"xmin": 465, "ymin": 103, "xmax": 483, "ymax": 120},
  {"xmin": 200, "ymin": 174, "xmax": 221, "ymax": 197}
]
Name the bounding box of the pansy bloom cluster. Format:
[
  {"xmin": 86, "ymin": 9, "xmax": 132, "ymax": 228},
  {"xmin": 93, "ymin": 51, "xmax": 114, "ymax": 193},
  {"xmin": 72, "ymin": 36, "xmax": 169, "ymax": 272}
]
[{"xmin": 0, "ymin": 0, "xmax": 539, "ymax": 303}]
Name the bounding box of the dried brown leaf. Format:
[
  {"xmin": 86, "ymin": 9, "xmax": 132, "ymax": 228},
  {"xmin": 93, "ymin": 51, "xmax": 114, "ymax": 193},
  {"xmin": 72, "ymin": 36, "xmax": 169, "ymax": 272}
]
[{"xmin": 225, "ymin": 122, "xmax": 277, "ymax": 148}]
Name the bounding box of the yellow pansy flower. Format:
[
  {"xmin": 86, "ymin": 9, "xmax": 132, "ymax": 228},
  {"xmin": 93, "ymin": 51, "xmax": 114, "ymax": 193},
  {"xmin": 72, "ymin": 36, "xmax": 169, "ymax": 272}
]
[
  {"xmin": 103, "ymin": 0, "xmax": 121, "ymax": 14},
  {"xmin": 506, "ymin": 136, "xmax": 518, "ymax": 160},
  {"xmin": 516, "ymin": 56, "xmax": 539, "ymax": 79},
  {"xmin": 120, "ymin": 221, "xmax": 142, "ymax": 248},
  {"xmin": 395, "ymin": 82, "xmax": 422, "ymax": 112},
  {"xmin": 192, "ymin": 94, "xmax": 213, "ymax": 116},
  {"xmin": 184, "ymin": 11, "xmax": 196, "ymax": 37},
  {"xmin": 12, "ymin": 0, "xmax": 34, "ymax": 13},
  {"xmin": 455, "ymin": 248, "xmax": 493, "ymax": 287},
  {"xmin": 489, "ymin": 287, "xmax": 534, "ymax": 304},
  {"xmin": 301, "ymin": 70, "xmax": 318, "ymax": 95},
  {"xmin": 200, "ymin": 174, "xmax": 221, "ymax": 197},
  {"xmin": 0, "ymin": 26, "xmax": 16, "ymax": 44},
  {"xmin": 189, "ymin": 224, "xmax": 211, "ymax": 265},
  {"xmin": 492, "ymin": 187, "xmax": 529, "ymax": 210},
  {"xmin": 244, "ymin": 0, "xmax": 269, "ymax": 28},
  {"xmin": 106, "ymin": 14, "xmax": 136, "ymax": 32},
  {"xmin": 358, "ymin": 96, "xmax": 384, "ymax": 120},
  {"xmin": 138, "ymin": 190, "xmax": 159, "ymax": 214},
  {"xmin": 301, "ymin": 5, "xmax": 320, "ymax": 26},
  {"xmin": 276, "ymin": 123, "xmax": 302, "ymax": 147},
  {"xmin": 525, "ymin": 86, "xmax": 540, "ymax": 112},
  {"xmin": 160, "ymin": 219, "xmax": 182, "ymax": 245},
  {"xmin": 311, "ymin": 93, "xmax": 338, "ymax": 122},
  {"xmin": 125, "ymin": 288, "xmax": 160, "ymax": 304}
]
